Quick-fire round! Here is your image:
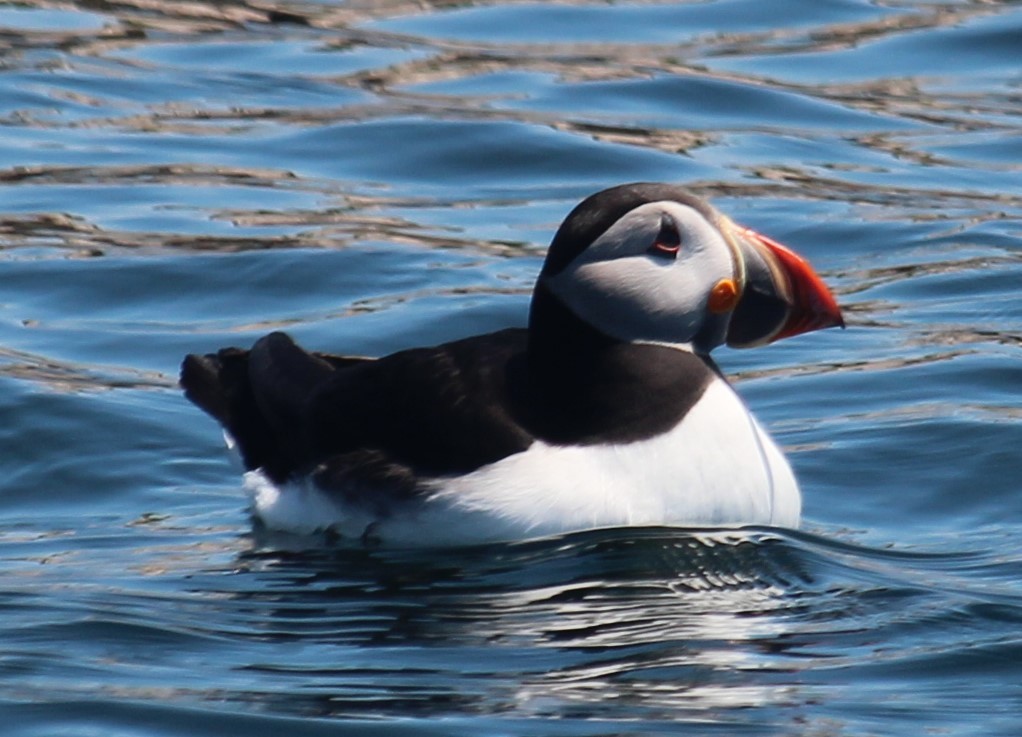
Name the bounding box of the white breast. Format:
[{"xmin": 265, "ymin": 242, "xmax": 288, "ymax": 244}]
[{"xmin": 247, "ymin": 378, "xmax": 801, "ymax": 546}]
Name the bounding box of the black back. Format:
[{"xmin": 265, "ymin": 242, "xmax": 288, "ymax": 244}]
[{"xmin": 181, "ymin": 311, "xmax": 716, "ymax": 498}]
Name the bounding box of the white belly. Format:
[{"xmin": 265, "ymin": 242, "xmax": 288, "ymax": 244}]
[{"xmin": 247, "ymin": 380, "xmax": 800, "ymax": 545}]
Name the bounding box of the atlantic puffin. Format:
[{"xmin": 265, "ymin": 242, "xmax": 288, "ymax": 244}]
[{"xmin": 181, "ymin": 183, "xmax": 843, "ymax": 545}]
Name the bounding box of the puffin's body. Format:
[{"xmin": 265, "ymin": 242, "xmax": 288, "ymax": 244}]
[{"xmin": 182, "ymin": 183, "xmax": 842, "ymax": 545}]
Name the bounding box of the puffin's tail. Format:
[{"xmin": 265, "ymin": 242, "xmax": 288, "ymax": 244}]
[
  {"xmin": 181, "ymin": 333, "xmax": 344, "ymax": 482},
  {"xmin": 181, "ymin": 347, "xmax": 288, "ymax": 480}
]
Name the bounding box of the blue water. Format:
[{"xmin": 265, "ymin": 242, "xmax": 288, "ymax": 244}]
[{"xmin": 2, "ymin": 0, "xmax": 1021, "ymax": 734}]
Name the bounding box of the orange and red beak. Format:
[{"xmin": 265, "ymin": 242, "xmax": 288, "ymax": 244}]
[{"xmin": 724, "ymin": 222, "xmax": 844, "ymax": 348}]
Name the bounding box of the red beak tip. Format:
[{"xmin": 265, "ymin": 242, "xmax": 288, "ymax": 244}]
[{"xmin": 742, "ymin": 226, "xmax": 844, "ymax": 341}]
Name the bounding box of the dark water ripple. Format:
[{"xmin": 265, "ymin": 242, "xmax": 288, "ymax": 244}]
[{"xmin": 1, "ymin": 0, "xmax": 1021, "ymax": 735}]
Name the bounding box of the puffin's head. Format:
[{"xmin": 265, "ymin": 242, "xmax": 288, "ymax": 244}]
[{"xmin": 536, "ymin": 183, "xmax": 843, "ymax": 353}]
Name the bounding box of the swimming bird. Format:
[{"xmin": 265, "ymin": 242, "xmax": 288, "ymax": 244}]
[{"xmin": 181, "ymin": 183, "xmax": 843, "ymax": 545}]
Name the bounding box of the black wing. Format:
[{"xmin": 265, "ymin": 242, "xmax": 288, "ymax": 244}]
[{"xmin": 180, "ymin": 330, "xmax": 535, "ymax": 496}]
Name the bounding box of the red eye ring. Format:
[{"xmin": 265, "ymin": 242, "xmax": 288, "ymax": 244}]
[
  {"xmin": 649, "ymin": 241, "xmax": 680, "ymax": 257},
  {"xmin": 649, "ymin": 215, "xmax": 681, "ymax": 259}
]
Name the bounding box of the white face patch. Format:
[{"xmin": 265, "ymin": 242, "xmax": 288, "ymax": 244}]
[{"xmin": 543, "ymin": 201, "xmax": 737, "ymax": 347}]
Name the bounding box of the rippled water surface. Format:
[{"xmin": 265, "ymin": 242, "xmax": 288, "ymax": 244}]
[{"xmin": 2, "ymin": 0, "xmax": 1021, "ymax": 734}]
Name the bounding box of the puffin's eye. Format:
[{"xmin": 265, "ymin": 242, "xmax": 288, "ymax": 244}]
[{"xmin": 648, "ymin": 215, "xmax": 681, "ymax": 259}]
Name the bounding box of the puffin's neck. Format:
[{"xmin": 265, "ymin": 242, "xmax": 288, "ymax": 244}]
[
  {"xmin": 522, "ymin": 282, "xmax": 718, "ymax": 444},
  {"xmin": 526, "ymin": 280, "xmax": 620, "ymax": 374}
]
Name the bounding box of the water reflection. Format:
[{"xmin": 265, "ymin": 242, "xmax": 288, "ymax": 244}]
[
  {"xmin": 212, "ymin": 530, "xmax": 808, "ymax": 716},
  {"xmin": 158, "ymin": 532, "xmax": 798, "ymax": 716},
  {"xmin": 86, "ymin": 526, "xmax": 976, "ymax": 720}
]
